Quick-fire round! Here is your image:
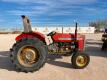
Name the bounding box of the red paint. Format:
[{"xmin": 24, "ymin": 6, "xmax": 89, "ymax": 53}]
[
  {"xmin": 15, "ymin": 32, "xmax": 45, "ymax": 42},
  {"xmin": 52, "ymin": 33, "xmax": 75, "ymax": 42},
  {"xmin": 52, "ymin": 33, "xmax": 85, "ymax": 51},
  {"xmin": 78, "ymin": 35, "xmax": 85, "ymax": 51},
  {"xmin": 16, "ymin": 32, "xmax": 85, "ymax": 51}
]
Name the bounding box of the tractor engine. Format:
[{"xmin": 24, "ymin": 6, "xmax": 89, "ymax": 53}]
[{"xmin": 48, "ymin": 42, "xmax": 74, "ymax": 54}]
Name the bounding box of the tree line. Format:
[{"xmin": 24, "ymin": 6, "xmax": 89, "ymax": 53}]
[{"xmin": 89, "ymin": 19, "xmax": 107, "ymax": 31}]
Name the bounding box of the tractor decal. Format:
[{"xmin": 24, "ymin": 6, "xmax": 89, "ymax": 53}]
[{"xmin": 58, "ymin": 38, "xmax": 83, "ymax": 40}]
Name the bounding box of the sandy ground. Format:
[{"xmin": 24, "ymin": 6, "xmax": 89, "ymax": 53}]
[{"xmin": 0, "ymin": 33, "xmax": 107, "ymax": 80}]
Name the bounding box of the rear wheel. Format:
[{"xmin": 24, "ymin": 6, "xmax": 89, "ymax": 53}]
[
  {"xmin": 71, "ymin": 53, "xmax": 90, "ymax": 69},
  {"xmin": 10, "ymin": 38, "xmax": 47, "ymax": 72}
]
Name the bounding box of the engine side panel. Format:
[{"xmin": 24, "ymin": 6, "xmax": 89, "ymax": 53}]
[
  {"xmin": 52, "ymin": 33, "xmax": 84, "ymax": 42},
  {"xmin": 15, "ymin": 32, "xmax": 45, "ymax": 42},
  {"xmin": 52, "ymin": 33, "xmax": 75, "ymax": 42},
  {"xmin": 52, "ymin": 33, "xmax": 85, "ymax": 51}
]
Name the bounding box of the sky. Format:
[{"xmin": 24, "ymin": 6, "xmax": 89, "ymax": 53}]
[{"xmin": 0, "ymin": 0, "xmax": 107, "ymax": 28}]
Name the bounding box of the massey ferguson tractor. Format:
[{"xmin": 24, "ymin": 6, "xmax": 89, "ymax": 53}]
[{"xmin": 10, "ymin": 15, "xmax": 90, "ymax": 72}]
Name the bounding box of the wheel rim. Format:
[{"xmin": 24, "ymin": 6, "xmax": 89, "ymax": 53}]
[
  {"xmin": 17, "ymin": 45, "xmax": 40, "ymax": 67},
  {"xmin": 76, "ymin": 55, "xmax": 88, "ymax": 67}
]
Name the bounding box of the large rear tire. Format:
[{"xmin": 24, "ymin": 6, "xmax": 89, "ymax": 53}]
[{"xmin": 10, "ymin": 38, "xmax": 47, "ymax": 72}]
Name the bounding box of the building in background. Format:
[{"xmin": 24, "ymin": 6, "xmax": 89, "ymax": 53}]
[
  {"xmin": 0, "ymin": 26, "xmax": 95, "ymax": 34},
  {"xmin": 32, "ymin": 26, "xmax": 95, "ymax": 34}
]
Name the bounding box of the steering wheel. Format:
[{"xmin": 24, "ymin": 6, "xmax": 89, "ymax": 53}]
[{"xmin": 47, "ymin": 31, "xmax": 56, "ymax": 36}]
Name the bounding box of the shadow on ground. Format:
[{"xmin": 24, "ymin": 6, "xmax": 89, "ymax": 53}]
[
  {"xmin": 0, "ymin": 51, "xmax": 16, "ymax": 71},
  {"xmin": 85, "ymin": 39, "xmax": 107, "ymax": 57},
  {"xmin": 0, "ymin": 51, "xmax": 73, "ymax": 72},
  {"xmin": 47, "ymin": 60, "xmax": 72, "ymax": 68},
  {"xmin": 86, "ymin": 41, "xmax": 102, "ymax": 45},
  {"xmin": 86, "ymin": 39, "xmax": 102, "ymax": 45},
  {"xmin": 85, "ymin": 45, "xmax": 107, "ymax": 57},
  {"xmin": 47, "ymin": 54, "xmax": 72, "ymax": 68}
]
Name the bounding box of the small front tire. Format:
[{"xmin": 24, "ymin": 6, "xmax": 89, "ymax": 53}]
[{"xmin": 71, "ymin": 53, "xmax": 90, "ymax": 69}]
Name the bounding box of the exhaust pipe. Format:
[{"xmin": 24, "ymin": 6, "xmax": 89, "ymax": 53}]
[
  {"xmin": 75, "ymin": 22, "xmax": 78, "ymax": 40},
  {"xmin": 21, "ymin": 15, "xmax": 32, "ymax": 33},
  {"xmin": 74, "ymin": 22, "xmax": 78, "ymax": 52}
]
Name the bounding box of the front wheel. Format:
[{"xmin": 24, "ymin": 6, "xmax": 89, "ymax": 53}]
[{"xmin": 71, "ymin": 53, "xmax": 90, "ymax": 69}]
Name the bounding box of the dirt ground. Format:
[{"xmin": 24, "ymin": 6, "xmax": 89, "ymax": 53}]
[{"xmin": 0, "ymin": 33, "xmax": 107, "ymax": 80}]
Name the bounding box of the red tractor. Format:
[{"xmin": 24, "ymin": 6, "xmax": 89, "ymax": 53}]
[{"xmin": 10, "ymin": 15, "xmax": 90, "ymax": 72}]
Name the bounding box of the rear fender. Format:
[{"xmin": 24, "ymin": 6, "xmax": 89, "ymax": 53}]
[{"xmin": 15, "ymin": 32, "xmax": 45, "ymax": 42}]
